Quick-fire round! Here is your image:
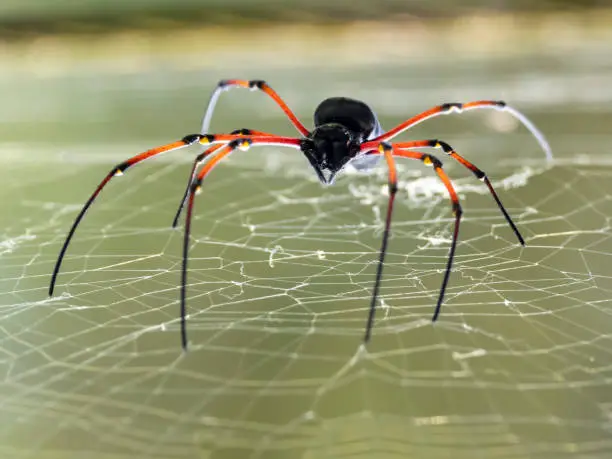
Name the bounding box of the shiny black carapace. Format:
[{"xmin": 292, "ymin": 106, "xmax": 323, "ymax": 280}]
[{"xmin": 49, "ymin": 79, "xmax": 553, "ymax": 351}]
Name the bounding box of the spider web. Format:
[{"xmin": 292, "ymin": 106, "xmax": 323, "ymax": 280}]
[
  {"xmin": 3, "ymin": 29, "xmax": 612, "ymax": 457},
  {"xmin": 3, "ymin": 134, "xmax": 612, "ymax": 458}
]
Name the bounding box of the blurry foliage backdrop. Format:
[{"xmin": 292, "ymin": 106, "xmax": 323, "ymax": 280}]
[{"xmin": 0, "ymin": 0, "xmax": 610, "ymax": 38}]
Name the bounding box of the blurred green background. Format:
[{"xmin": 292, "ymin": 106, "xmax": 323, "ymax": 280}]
[
  {"xmin": 2, "ymin": 2, "xmax": 612, "ymax": 459},
  {"xmin": 0, "ymin": 0, "xmax": 609, "ymax": 36}
]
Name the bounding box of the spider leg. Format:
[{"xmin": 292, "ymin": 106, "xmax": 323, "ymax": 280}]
[
  {"xmin": 49, "ymin": 132, "xmax": 300, "ymax": 297},
  {"xmin": 361, "ymin": 137, "xmax": 524, "ymax": 245},
  {"xmin": 171, "ymin": 129, "xmax": 279, "ymax": 228},
  {"xmin": 364, "ymin": 142, "xmax": 398, "ymax": 343},
  {"xmin": 363, "ymin": 142, "xmax": 463, "ymax": 342},
  {"xmin": 181, "ymin": 136, "xmax": 302, "ymax": 350},
  {"xmin": 201, "ymin": 79, "xmax": 310, "ymax": 137},
  {"xmin": 391, "ymin": 148, "xmax": 463, "ymax": 323},
  {"xmin": 48, "ymin": 135, "xmax": 202, "ymax": 296},
  {"xmin": 369, "ymin": 101, "xmax": 552, "ymax": 161},
  {"xmin": 391, "ymin": 139, "xmax": 524, "ymax": 245}
]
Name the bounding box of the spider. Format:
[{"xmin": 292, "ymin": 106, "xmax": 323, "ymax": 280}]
[{"xmin": 49, "ymin": 79, "xmax": 552, "ymax": 351}]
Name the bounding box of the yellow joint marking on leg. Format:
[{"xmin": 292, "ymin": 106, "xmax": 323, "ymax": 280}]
[
  {"xmin": 377, "ymin": 143, "xmax": 386, "ymax": 154},
  {"xmin": 195, "ymin": 186, "xmax": 202, "ymax": 195},
  {"xmin": 434, "ymin": 142, "xmax": 441, "ymax": 148},
  {"xmin": 114, "ymin": 170, "xmax": 124, "ymax": 176},
  {"xmin": 423, "ymin": 156, "xmax": 433, "ymax": 166},
  {"xmin": 200, "ymin": 137, "xmax": 211, "ymax": 145},
  {"xmin": 240, "ymin": 140, "xmax": 250, "ymax": 149}
]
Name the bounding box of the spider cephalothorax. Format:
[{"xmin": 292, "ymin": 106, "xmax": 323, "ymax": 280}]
[
  {"xmin": 49, "ymin": 78, "xmax": 552, "ymax": 350},
  {"xmin": 301, "ymin": 123, "xmax": 361, "ymax": 184}
]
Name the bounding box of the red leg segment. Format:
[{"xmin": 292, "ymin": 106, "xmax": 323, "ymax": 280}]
[
  {"xmin": 171, "ymin": 129, "xmax": 279, "ymax": 228},
  {"xmin": 201, "ymin": 79, "xmax": 310, "ymax": 137},
  {"xmin": 364, "ymin": 143, "xmax": 463, "ymax": 338},
  {"xmin": 361, "ymin": 137, "xmax": 524, "ymax": 245},
  {"xmin": 368, "ymin": 100, "xmax": 552, "ymax": 161},
  {"xmin": 391, "ymin": 148, "xmax": 463, "ymax": 322},
  {"xmin": 180, "ymin": 136, "xmax": 302, "ymax": 350},
  {"xmin": 48, "ymin": 137, "xmax": 200, "ymax": 296},
  {"xmin": 390, "ymin": 139, "xmax": 525, "ymax": 245},
  {"xmin": 49, "ymin": 132, "xmax": 301, "ymax": 300}
]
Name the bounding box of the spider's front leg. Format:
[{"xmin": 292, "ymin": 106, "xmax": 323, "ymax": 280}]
[
  {"xmin": 387, "ymin": 147, "xmax": 463, "ymax": 322},
  {"xmin": 48, "ymin": 134, "xmax": 202, "ymax": 296},
  {"xmin": 392, "ymin": 139, "xmax": 525, "ymax": 245},
  {"xmin": 171, "ymin": 129, "xmax": 279, "ymax": 228},
  {"xmin": 179, "ymin": 135, "xmax": 303, "ymax": 350},
  {"xmin": 362, "ymin": 142, "xmax": 463, "ymax": 342},
  {"xmin": 48, "ymin": 132, "xmax": 298, "ymax": 298}
]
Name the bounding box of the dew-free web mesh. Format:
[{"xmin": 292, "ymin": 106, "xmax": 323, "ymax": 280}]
[{"xmin": 2, "ymin": 123, "xmax": 612, "ymax": 458}]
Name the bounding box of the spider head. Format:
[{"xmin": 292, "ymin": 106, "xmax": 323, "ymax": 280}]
[{"xmin": 301, "ymin": 123, "xmax": 361, "ymax": 184}]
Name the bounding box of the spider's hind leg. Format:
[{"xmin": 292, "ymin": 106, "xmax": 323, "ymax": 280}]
[
  {"xmin": 370, "ymin": 100, "xmax": 552, "ymax": 161},
  {"xmin": 201, "ymin": 79, "xmax": 310, "ymax": 137}
]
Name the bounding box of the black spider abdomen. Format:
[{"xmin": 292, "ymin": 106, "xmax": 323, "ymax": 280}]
[{"xmin": 314, "ymin": 97, "xmax": 378, "ymax": 137}]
